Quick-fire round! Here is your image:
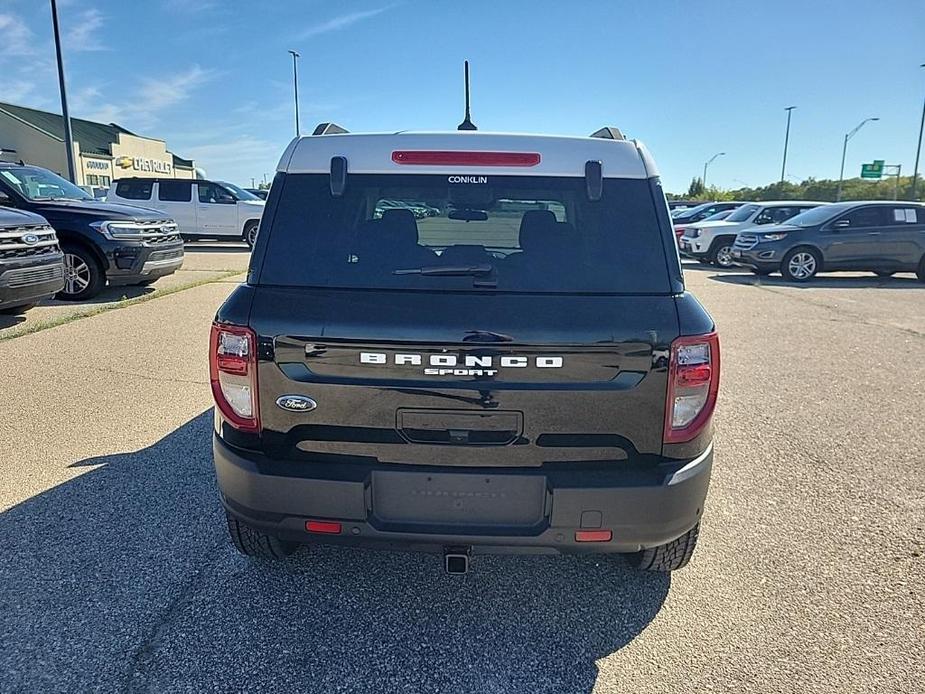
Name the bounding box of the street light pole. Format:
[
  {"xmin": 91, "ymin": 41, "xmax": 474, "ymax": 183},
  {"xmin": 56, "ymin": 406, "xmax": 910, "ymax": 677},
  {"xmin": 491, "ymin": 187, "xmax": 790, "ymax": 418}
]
[
  {"xmin": 50, "ymin": 0, "xmax": 77, "ymax": 183},
  {"xmin": 837, "ymin": 117, "xmax": 879, "ymax": 201},
  {"xmin": 288, "ymin": 50, "xmax": 301, "ymax": 138},
  {"xmin": 703, "ymin": 152, "xmax": 725, "ymax": 191},
  {"xmin": 911, "ymin": 64, "xmax": 925, "ymax": 200},
  {"xmin": 780, "ymin": 106, "xmax": 796, "ymax": 185}
]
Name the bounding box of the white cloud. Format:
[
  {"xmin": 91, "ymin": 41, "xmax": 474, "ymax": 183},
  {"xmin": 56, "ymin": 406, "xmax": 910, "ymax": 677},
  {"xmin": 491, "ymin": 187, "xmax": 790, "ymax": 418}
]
[
  {"xmin": 76, "ymin": 65, "xmax": 217, "ymax": 130},
  {"xmin": 0, "ymin": 13, "xmax": 35, "ymax": 56},
  {"xmin": 298, "ymin": 6, "xmax": 394, "ymax": 38},
  {"xmin": 65, "ymin": 8, "xmax": 108, "ymax": 51}
]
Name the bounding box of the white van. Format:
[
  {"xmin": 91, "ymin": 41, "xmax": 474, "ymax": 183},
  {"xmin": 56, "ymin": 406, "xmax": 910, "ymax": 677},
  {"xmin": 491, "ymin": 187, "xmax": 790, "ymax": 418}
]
[{"xmin": 106, "ymin": 178, "xmax": 265, "ymax": 246}]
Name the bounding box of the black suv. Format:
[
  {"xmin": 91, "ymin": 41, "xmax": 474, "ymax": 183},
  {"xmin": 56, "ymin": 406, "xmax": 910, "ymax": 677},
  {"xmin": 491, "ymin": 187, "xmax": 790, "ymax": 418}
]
[
  {"xmin": 211, "ymin": 128, "xmax": 719, "ymax": 574},
  {"xmin": 0, "ymin": 163, "xmax": 184, "ymax": 300},
  {"xmin": 732, "ymin": 200, "xmax": 925, "ymax": 281},
  {"xmin": 0, "ymin": 206, "xmax": 64, "ymax": 313}
]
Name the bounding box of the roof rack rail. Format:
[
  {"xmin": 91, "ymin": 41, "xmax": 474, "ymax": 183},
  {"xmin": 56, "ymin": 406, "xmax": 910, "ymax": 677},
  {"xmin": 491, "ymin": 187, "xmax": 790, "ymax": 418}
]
[
  {"xmin": 312, "ymin": 122, "xmax": 349, "ymax": 136},
  {"xmin": 590, "ymin": 127, "xmax": 625, "ymax": 141}
]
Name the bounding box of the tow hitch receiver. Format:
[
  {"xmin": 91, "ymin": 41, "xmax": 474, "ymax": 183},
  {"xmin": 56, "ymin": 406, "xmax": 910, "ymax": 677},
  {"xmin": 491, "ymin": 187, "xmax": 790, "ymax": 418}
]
[{"xmin": 444, "ymin": 546, "xmax": 471, "ymax": 575}]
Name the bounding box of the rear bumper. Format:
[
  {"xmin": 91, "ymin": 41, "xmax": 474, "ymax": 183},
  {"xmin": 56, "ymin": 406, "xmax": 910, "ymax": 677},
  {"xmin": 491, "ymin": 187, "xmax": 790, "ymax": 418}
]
[{"xmin": 214, "ymin": 434, "xmax": 713, "ymax": 554}]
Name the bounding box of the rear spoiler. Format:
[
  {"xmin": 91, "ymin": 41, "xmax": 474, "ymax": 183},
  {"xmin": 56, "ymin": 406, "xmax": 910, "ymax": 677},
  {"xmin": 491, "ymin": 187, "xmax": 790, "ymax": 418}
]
[{"xmin": 590, "ymin": 127, "xmax": 625, "ymax": 141}]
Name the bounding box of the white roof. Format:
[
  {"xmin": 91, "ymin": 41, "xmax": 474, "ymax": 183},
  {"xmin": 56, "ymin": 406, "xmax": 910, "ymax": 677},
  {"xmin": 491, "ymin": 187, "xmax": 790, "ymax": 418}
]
[
  {"xmin": 757, "ymin": 200, "xmax": 829, "ymax": 207},
  {"xmin": 277, "ymin": 131, "xmax": 659, "ymax": 179}
]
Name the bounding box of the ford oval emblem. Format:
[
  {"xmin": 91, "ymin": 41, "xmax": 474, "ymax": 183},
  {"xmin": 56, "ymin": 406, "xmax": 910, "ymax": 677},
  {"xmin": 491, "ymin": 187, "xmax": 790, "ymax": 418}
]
[
  {"xmin": 22, "ymin": 234, "xmax": 40, "ymax": 245},
  {"xmin": 276, "ymin": 395, "xmax": 317, "ymax": 412}
]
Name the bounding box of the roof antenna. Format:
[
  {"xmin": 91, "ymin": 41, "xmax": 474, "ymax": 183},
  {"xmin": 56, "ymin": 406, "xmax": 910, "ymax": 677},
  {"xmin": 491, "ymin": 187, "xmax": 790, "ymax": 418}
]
[{"xmin": 457, "ymin": 60, "xmax": 477, "ymax": 131}]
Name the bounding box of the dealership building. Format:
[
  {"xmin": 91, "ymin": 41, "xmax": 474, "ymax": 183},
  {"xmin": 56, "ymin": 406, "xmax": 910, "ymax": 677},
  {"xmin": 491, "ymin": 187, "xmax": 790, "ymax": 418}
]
[{"xmin": 0, "ymin": 102, "xmax": 196, "ymax": 188}]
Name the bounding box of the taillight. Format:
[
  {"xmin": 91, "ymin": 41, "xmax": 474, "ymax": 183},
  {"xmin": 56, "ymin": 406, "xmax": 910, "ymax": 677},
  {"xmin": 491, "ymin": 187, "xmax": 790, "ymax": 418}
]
[
  {"xmin": 209, "ymin": 322, "xmax": 260, "ymax": 432},
  {"xmin": 664, "ymin": 332, "xmax": 720, "ymax": 444}
]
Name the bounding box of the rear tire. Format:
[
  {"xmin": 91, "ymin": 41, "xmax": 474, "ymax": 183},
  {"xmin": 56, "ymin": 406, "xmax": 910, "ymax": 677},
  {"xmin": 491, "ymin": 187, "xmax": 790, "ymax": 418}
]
[
  {"xmin": 916, "ymin": 256, "xmax": 925, "ymax": 282},
  {"xmin": 225, "ymin": 511, "xmax": 297, "ymax": 560},
  {"xmin": 58, "ymin": 244, "xmax": 105, "ymax": 300},
  {"xmin": 781, "ymin": 246, "xmax": 821, "ymax": 282},
  {"xmin": 243, "ymin": 220, "xmax": 259, "ymax": 248},
  {"xmin": 626, "ymin": 523, "xmax": 700, "ymax": 572}
]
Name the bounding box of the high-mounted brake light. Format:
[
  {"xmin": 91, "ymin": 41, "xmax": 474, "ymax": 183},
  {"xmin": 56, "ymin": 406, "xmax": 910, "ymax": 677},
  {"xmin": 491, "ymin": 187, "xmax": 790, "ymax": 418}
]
[
  {"xmin": 210, "ymin": 323, "xmax": 260, "ymax": 432},
  {"xmin": 664, "ymin": 332, "xmax": 720, "ymax": 444},
  {"xmin": 391, "ymin": 150, "xmax": 541, "ymax": 167}
]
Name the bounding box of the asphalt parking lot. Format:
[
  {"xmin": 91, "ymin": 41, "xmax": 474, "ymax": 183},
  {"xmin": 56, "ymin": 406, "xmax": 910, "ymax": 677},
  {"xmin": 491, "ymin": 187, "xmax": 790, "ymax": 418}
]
[{"xmin": 1, "ymin": 253, "xmax": 922, "ymax": 693}]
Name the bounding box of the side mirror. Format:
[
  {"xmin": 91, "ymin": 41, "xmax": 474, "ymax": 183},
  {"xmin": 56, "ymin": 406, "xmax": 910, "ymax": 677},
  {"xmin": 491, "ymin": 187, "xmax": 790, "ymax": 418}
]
[
  {"xmin": 833, "ymin": 219, "xmax": 850, "ymax": 229},
  {"xmin": 217, "ymin": 194, "xmax": 235, "ymax": 204},
  {"xmin": 0, "ymin": 190, "xmax": 11, "ymax": 204}
]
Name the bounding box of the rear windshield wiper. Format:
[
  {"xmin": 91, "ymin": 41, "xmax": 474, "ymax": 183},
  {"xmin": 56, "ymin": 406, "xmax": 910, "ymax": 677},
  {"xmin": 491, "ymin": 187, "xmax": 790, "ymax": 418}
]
[{"xmin": 393, "ymin": 264, "xmax": 494, "ymax": 277}]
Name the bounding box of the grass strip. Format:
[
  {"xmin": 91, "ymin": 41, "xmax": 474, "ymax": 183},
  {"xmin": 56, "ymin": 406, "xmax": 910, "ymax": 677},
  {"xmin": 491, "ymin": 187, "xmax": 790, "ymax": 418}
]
[{"xmin": 0, "ymin": 270, "xmax": 243, "ymax": 342}]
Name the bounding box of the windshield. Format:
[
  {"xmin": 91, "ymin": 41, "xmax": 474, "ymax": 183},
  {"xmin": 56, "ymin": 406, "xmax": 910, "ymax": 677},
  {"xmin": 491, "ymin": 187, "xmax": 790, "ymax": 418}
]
[
  {"xmin": 787, "ymin": 205, "xmax": 842, "ymax": 227},
  {"xmin": 702, "ymin": 210, "xmax": 731, "ymax": 222},
  {"xmin": 260, "ymin": 174, "xmax": 672, "ymax": 294},
  {"xmin": 0, "ymin": 166, "xmax": 94, "ymax": 201},
  {"xmin": 725, "ymin": 204, "xmax": 760, "ymax": 222},
  {"xmin": 218, "ymin": 181, "xmax": 261, "ymax": 201}
]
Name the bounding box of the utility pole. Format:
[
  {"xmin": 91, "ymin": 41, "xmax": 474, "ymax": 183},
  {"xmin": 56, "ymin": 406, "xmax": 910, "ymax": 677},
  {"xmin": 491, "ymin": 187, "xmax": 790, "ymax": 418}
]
[
  {"xmin": 703, "ymin": 152, "xmax": 725, "ymax": 191},
  {"xmin": 288, "ymin": 50, "xmax": 301, "ymax": 137},
  {"xmin": 50, "ymin": 0, "xmax": 77, "ymax": 183},
  {"xmin": 781, "ymin": 106, "xmax": 796, "ymax": 185},
  {"xmin": 912, "ymin": 63, "xmax": 925, "ymax": 200},
  {"xmin": 837, "ymin": 117, "xmax": 879, "ymax": 201}
]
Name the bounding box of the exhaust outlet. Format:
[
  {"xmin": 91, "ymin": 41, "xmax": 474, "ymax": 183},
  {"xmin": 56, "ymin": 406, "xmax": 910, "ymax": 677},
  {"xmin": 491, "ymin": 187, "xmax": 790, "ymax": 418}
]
[{"xmin": 444, "ymin": 547, "xmax": 471, "ymax": 575}]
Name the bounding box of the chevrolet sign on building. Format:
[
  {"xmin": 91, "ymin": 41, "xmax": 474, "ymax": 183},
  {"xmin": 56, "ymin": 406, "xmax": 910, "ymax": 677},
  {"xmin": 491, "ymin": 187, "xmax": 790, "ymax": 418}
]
[{"xmin": 0, "ymin": 102, "xmax": 194, "ymax": 188}]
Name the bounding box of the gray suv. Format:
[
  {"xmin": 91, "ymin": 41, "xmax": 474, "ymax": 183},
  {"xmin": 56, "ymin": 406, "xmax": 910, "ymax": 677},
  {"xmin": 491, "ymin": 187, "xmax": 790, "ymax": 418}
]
[{"xmin": 731, "ymin": 201, "xmax": 925, "ymax": 282}]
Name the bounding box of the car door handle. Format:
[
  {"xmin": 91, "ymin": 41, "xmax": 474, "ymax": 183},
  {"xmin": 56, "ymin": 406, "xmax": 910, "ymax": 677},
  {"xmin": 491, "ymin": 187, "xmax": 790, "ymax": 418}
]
[{"xmin": 867, "ymin": 231, "xmax": 881, "ymax": 236}]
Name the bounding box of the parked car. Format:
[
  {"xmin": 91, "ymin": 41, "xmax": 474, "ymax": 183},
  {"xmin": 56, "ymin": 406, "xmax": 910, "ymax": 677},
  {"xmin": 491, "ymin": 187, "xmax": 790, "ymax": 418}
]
[
  {"xmin": 211, "ymin": 125, "xmax": 719, "ymax": 574},
  {"xmin": 0, "ymin": 206, "xmax": 64, "ymax": 313},
  {"xmin": 668, "ymin": 199, "xmax": 701, "ymax": 211},
  {"xmin": 675, "ymin": 209, "xmax": 734, "ymax": 243},
  {"xmin": 0, "ymin": 163, "xmax": 183, "ymax": 300},
  {"xmin": 680, "ymin": 201, "xmax": 826, "ymax": 268},
  {"xmin": 245, "ymin": 188, "xmax": 269, "ymax": 200},
  {"xmin": 732, "ymin": 201, "xmax": 925, "ymax": 282},
  {"xmin": 107, "ymin": 177, "xmax": 265, "ymax": 247},
  {"xmin": 672, "ymin": 201, "xmax": 746, "ymax": 240}
]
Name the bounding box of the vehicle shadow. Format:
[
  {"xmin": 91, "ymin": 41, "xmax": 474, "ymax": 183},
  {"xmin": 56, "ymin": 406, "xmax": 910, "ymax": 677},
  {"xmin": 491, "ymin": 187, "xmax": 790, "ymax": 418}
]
[
  {"xmin": 0, "ymin": 312, "xmax": 27, "ymax": 329},
  {"xmin": 0, "ymin": 412, "xmax": 668, "ymax": 694},
  {"xmin": 43, "ymin": 284, "xmax": 157, "ymax": 307},
  {"xmin": 708, "ymin": 272, "xmax": 924, "ymax": 290},
  {"xmin": 183, "ymin": 242, "xmax": 251, "ymax": 253}
]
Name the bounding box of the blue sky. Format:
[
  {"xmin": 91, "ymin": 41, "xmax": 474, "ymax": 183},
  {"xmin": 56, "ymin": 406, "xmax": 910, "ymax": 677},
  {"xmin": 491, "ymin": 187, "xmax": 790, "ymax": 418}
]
[{"xmin": 1, "ymin": 0, "xmax": 923, "ymax": 192}]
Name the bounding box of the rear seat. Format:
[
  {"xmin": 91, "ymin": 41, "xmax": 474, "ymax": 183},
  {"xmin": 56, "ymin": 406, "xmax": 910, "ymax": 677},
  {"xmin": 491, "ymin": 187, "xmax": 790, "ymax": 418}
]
[
  {"xmin": 358, "ymin": 208, "xmax": 436, "ymax": 268},
  {"xmin": 505, "ymin": 210, "xmax": 577, "ymax": 272}
]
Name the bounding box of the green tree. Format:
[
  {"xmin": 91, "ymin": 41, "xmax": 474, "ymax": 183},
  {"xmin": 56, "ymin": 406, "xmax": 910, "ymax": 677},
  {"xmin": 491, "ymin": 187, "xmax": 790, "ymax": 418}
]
[{"xmin": 687, "ymin": 177, "xmax": 704, "ymax": 197}]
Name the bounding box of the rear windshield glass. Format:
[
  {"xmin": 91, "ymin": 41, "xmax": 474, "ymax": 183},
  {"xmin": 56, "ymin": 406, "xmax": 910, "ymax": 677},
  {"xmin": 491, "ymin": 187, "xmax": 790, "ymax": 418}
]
[{"xmin": 258, "ymin": 174, "xmax": 671, "ymax": 294}]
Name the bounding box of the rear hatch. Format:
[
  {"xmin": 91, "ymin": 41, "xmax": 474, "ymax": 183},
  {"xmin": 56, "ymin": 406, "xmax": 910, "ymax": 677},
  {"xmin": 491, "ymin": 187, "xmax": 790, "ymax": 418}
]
[{"xmin": 251, "ymin": 171, "xmax": 680, "ymax": 467}]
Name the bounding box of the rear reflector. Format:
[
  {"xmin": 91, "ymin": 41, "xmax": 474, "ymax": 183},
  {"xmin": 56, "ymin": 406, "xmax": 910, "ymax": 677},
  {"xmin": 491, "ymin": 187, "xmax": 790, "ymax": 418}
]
[
  {"xmin": 575, "ymin": 530, "xmax": 612, "ymax": 543},
  {"xmin": 305, "ymin": 520, "xmax": 342, "ymax": 534},
  {"xmin": 391, "ymin": 150, "xmax": 541, "ymax": 167}
]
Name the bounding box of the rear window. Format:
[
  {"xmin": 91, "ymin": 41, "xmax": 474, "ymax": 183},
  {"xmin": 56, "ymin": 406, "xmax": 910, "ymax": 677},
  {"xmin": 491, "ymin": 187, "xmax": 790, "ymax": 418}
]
[
  {"xmin": 115, "ymin": 180, "xmax": 153, "ymax": 200},
  {"xmin": 258, "ymin": 174, "xmax": 672, "ymax": 294}
]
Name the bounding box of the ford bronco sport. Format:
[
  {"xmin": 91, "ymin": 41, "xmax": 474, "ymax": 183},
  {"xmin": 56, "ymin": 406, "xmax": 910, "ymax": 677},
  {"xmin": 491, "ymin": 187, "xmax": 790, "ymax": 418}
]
[{"xmin": 211, "ymin": 126, "xmax": 719, "ymax": 573}]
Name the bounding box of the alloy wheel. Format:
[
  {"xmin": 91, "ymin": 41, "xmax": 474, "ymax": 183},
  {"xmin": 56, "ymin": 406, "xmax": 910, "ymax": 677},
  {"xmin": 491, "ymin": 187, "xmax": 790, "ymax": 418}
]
[
  {"xmin": 788, "ymin": 252, "xmax": 816, "ymax": 280},
  {"xmin": 715, "ymin": 245, "xmax": 734, "ymax": 268},
  {"xmin": 63, "ymin": 253, "xmax": 91, "ymax": 295}
]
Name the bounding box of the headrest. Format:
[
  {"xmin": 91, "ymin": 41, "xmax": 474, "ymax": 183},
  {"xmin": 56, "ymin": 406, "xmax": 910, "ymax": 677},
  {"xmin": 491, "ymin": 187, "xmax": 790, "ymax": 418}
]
[
  {"xmin": 518, "ymin": 209, "xmax": 560, "ymax": 253},
  {"xmin": 378, "ymin": 208, "xmax": 419, "ymax": 247}
]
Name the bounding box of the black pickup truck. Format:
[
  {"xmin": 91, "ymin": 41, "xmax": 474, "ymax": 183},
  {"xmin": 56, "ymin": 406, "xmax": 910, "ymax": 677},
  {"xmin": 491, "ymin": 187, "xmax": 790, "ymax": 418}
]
[
  {"xmin": 0, "ymin": 206, "xmax": 64, "ymax": 314},
  {"xmin": 211, "ymin": 127, "xmax": 720, "ymax": 574}
]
